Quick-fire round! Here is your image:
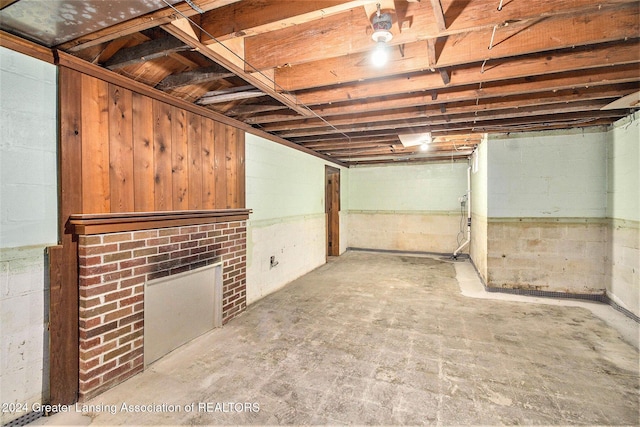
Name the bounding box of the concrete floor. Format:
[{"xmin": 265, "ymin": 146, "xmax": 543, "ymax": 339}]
[{"xmin": 37, "ymin": 251, "xmax": 639, "ymax": 425}]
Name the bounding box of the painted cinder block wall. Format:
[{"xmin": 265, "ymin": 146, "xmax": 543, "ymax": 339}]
[
  {"xmin": 0, "ymin": 47, "xmax": 58, "ymax": 425},
  {"xmin": 471, "ymin": 116, "xmax": 639, "ymax": 317},
  {"xmin": 485, "ymin": 127, "xmax": 608, "ymax": 295},
  {"xmin": 244, "ymin": 133, "xmax": 348, "ymax": 304},
  {"xmin": 606, "ymin": 112, "xmax": 640, "ymax": 317},
  {"xmin": 346, "ymin": 162, "xmax": 469, "ymax": 254},
  {"xmin": 470, "ymin": 136, "xmax": 489, "ymax": 280}
]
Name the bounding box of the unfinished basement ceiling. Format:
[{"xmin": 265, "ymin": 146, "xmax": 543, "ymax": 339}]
[{"xmin": 1, "ymin": 0, "xmax": 638, "ymax": 165}]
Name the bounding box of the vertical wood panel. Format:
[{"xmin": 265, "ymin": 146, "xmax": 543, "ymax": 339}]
[
  {"xmin": 214, "ymin": 121, "xmax": 227, "ymax": 209},
  {"xmin": 236, "ymin": 130, "xmax": 245, "ymax": 209},
  {"xmin": 51, "ymin": 66, "xmax": 82, "ymax": 404},
  {"xmin": 187, "ymin": 112, "xmax": 203, "ymax": 210},
  {"xmin": 171, "ymin": 106, "xmax": 189, "ymax": 210},
  {"xmin": 108, "ymin": 84, "xmax": 134, "ymax": 212},
  {"xmin": 81, "ymin": 74, "xmax": 110, "ymax": 213},
  {"xmin": 201, "ymin": 118, "xmax": 216, "ymax": 209},
  {"xmin": 153, "ymin": 99, "xmax": 173, "ymax": 210},
  {"xmin": 225, "ymin": 125, "xmax": 238, "ymax": 209},
  {"xmin": 132, "ymin": 93, "xmax": 155, "ymax": 211}
]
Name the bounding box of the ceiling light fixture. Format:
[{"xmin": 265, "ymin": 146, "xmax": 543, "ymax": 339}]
[
  {"xmin": 398, "ymin": 132, "xmax": 432, "ymax": 148},
  {"xmin": 371, "ymin": 3, "xmax": 393, "ymax": 67}
]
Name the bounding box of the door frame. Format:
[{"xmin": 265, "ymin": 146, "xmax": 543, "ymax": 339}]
[{"xmin": 325, "ymin": 166, "xmax": 340, "ymax": 257}]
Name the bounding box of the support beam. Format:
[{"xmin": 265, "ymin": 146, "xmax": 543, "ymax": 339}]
[
  {"xmin": 258, "ymin": 85, "xmax": 636, "ymax": 130},
  {"xmin": 162, "ymin": 20, "xmax": 313, "ymax": 117},
  {"xmin": 429, "ymin": 0, "xmax": 447, "ymax": 32},
  {"xmin": 439, "ymin": 69, "xmax": 451, "ymax": 85},
  {"xmin": 200, "ymin": 0, "xmax": 377, "ymax": 43},
  {"xmin": 104, "ymin": 36, "xmax": 189, "ymax": 70},
  {"xmin": 197, "ymin": 86, "xmax": 265, "ymax": 105},
  {"xmin": 57, "ymin": 0, "xmax": 243, "ymax": 52},
  {"xmin": 298, "ymin": 59, "xmax": 638, "ymax": 109},
  {"xmin": 156, "ymin": 65, "xmax": 235, "ymax": 90},
  {"xmin": 244, "ymin": 2, "xmax": 638, "ymax": 71},
  {"xmin": 274, "ymin": 100, "xmax": 620, "ymax": 138}
]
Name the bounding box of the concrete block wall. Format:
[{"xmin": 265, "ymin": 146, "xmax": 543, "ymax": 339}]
[
  {"xmin": 245, "ymin": 134, "xmax": 346, "ymax": 304},
  {"xmin": 347, "ymin": 211, "xmax": 463, "ymax": 253},
  {"xmin": 0, "ymin": 247, "xmax": 49, "ymax": 424},
  {"xmin": 481, "ymin": 128, "xmax": 609, "ymax": 295},
  {"xmin": 77, "ymin": 221, "xmax": 247, "ymax": 400},
  {"xmin": 0, "ymin": 47, "xmax": 57, "ymax": 425},
  {"xmin": 486, "ymin": 219, "xmax": 607, "ymax": 294},
  {"xmin": 488, "ymin": 128, "xmax": 607, "ymax": 218},
  {"xmin": 347, "ymin": 162, "xmax": 468, "ymax": 254},
  {"xmin": 606, "ymin": 112, "xmax": 639, "ymax": 317},
  {"xmin": 470, "ymin": 138, "xmax": 488, "ymax": 280},
  {"xmin": 246, "ymin": 214, "xmax": 325, "ymax": 304}
]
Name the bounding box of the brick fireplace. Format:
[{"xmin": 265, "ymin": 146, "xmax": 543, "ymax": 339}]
[{"xmin": 69, "ymin": 210, "xmax": 250, "ymax": 400}]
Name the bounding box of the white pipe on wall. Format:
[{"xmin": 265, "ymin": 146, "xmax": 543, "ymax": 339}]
[{"xmin": 453, "ymin": 166, "xmax": 471, "ymax": 258}]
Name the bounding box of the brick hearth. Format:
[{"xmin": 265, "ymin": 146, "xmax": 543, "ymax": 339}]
[{"xmin": 74, "ymin": 214, "xmax": 247, "ymax": 400}]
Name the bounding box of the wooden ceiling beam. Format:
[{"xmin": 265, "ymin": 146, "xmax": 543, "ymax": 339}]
[
  {"xmin": 290, "ymin": 127, "xmax": 486, "ymax": 144},
  {"xmin": 301, "ymin": 64, "xmax": 640, "ymax": 117},
  {"xmin": 434, "ymin": 5, "xmax": 638, "ymax": 68},
  {"xmin": 197, "ymin": 86, "xmax": 265, "ymax": 105},
  {"xmin": 273, "ymin": 100, "xmax": 620, "ymax": 138},
  {"xmin": 438, "ymin": 0, "xmax": 637, "ymax": 34},
  {"xmin": 276, "ymin": 38, "xmax": 639, "ymax": 92},
  {"xmin": 162, "ymin": 20, "xmax": 313, "ymax": 117},
  {"xmin": 200, "ymin": 0, "xmax": 377, "ymax": 43},
  {"xmin": 156, "ymin": 64, "xmax": 235, "ymax": 90},
  {"xmin": 293, "ymin": 113, "xmax": 620, "ymax": 149},
  {"xmin": 429, "ymin": 0, "xmax": 447, "ymax": 32},
  {"xmin": 224, "ymin": 103, "xmax": 289, "ymax": 116},
  {"xmin": 259, "ymin": 84, "xmax": 637, "ymax": 131},
  {"xmin": 104, "ymin": 36, "xmax": 189, "ymax": 70},
  {"xmin": 57, "ymin": 0, "xmax": 243, "ymax": 52},
  {"xmin": 244, "ymin": 2, "xmax": 637, "ymax": 70}
]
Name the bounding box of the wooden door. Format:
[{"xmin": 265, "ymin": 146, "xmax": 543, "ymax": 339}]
[{"xmin": 325, "ymin": 166, "xmax": 340, "ymax": 257}]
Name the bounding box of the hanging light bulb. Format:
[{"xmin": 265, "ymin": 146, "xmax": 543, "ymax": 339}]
[
  {"xmin": 370, "ymin": 3, "xmax": 393, "ymax": 67},
  {"xmin": 371, "ymin": 40, "xmax": 388, "ymax": 67}
]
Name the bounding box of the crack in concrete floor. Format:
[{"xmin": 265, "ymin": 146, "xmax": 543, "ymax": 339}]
[{"xmin": 36, "ymin": 251, "xmax": 639, "ymax": 426}]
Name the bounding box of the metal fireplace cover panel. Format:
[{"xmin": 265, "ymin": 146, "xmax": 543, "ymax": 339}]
[{"xmin": 144, "ymin": 262, "xmax": 223, "ymax": 367}]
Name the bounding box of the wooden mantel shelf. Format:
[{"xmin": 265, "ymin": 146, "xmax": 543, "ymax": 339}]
[{"xmin": 69, "ymin": 209, "xmax": 252, "ymax": 235}]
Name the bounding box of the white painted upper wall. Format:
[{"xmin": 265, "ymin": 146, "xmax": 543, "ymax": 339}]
[
  {"xmin": 244, "ymin": 134, "xmax": 347, "ymax": 304},
  {"xmin": 0, "ymin": 47, "xmax": 58, "ymax": 248},
  {"xmin": 471, "ymin": 136, "xmax": 488, "ymax": 217},
  {"xmin": 487, "ymin": 128, "xmax": 607, "ymax": 218},
  {"xmin": 245, "ymin": 134, "xmax": 330, "ymax": 222},
  {"xmin": 607, "ymin": 112, "xmax": 640, "ymax": 222},
  {"xmin": 347, "ymin": 162, "xmax": 468, "ymax": 212}
]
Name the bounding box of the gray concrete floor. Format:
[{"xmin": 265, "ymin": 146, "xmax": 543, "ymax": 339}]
[{"xmin": 37, "ymin": 251, "xmax": 639, "ymax": 426}]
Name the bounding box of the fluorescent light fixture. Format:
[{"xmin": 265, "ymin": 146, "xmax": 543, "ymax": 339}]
[{"xmin": 398, "ymin": 132, "xmax": 432, "ymax": 147}]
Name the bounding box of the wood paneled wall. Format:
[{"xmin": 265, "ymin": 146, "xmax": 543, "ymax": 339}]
[
  {"xmin": 61, "ymin": 67, "xmax": 245, "ymax": 215},
  {"xmin": 51, "ymin": 65, "xmax": 245, "ymax": 406}
]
